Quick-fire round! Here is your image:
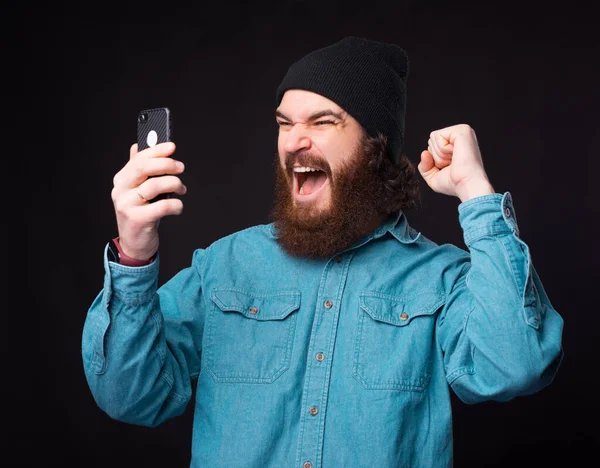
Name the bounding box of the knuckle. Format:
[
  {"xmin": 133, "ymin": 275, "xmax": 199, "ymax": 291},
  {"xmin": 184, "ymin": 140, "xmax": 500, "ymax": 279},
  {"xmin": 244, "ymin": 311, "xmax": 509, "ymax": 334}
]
[
  {"xmin": 143, "ymin": 177, "xmax": 156, "ymax": 192},
  {"xmin": 162, "ymin": 159, "xmax": 175, "ymax": 172},
  {"xmin": 133, "ymin": 164, "xmax": 145, "ymax": 179},
  {"xmin": 110, "ymin": 187, "xmax": 119, "ymax": 202},
  {"xmin": 158, "ymin": 202, "xmax": 172, "ymax": 217},
  {"xmin": 113, "ymin": 199, "xmax": 127, "ymax": 215}
]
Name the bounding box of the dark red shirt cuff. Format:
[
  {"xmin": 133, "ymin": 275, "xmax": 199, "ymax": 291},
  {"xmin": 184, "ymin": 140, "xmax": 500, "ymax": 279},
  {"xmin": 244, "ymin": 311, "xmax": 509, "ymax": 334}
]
[{"xmin": 111, "ymin": 237, "xmax": 155, "ymax": 267}]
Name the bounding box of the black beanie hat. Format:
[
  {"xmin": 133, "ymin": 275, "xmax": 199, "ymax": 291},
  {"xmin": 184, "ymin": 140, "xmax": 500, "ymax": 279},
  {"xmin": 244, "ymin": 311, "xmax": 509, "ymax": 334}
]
[{"xmin": 275, "ymin": 36, "xmax": 409, "ymax": 164}]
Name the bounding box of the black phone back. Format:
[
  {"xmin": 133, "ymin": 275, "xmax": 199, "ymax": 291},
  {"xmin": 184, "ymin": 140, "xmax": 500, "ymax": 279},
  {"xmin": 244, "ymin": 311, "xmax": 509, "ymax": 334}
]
[
  {"xmin": 136, "ymin": 107, "xmax": 173, "ymax": 201},
  {"xmin": 137, "ymin": 107, "xmax": 171, "ymax": 151}
]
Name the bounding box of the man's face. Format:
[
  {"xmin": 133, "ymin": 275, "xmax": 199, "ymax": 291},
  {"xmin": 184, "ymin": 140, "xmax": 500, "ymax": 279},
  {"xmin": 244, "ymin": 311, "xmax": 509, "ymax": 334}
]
[
  {"xmin": 272, "ymin": 89, "xmax": 390, "ymax": 258},
  {"xmin": 275, "ymin": 89, "xmax": 364, "ymax": 217}
]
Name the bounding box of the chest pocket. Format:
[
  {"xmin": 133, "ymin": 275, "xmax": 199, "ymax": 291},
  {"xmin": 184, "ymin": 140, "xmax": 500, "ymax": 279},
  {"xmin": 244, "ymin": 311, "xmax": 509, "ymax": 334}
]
[
  {"xmin": 204, "ymin": 289, "xmax": 301, "ymax": 383},
  {"xmin": 353, "ymin": 290, "xmax": 445, "ymax": 392}
]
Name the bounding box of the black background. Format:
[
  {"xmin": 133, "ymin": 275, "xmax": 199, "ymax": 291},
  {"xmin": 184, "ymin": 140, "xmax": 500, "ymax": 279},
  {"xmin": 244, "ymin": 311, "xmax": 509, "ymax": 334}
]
[{"xmin": 17, "ymin": 0, "xmax": 598, "ymax": 466}]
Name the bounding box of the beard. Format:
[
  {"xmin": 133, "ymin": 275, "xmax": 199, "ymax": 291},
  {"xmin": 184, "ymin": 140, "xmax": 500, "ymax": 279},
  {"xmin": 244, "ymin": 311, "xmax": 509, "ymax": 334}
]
[{"xmin": 270, "ymin": 135, "xmax": 392, "ymax": 259}]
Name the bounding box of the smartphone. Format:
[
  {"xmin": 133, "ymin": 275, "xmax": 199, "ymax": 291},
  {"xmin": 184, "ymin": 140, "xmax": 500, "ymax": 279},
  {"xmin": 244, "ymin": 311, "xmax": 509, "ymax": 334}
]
[{"xmin": 137, "ymin": 107, "xmax": 173, "ymax": 201}]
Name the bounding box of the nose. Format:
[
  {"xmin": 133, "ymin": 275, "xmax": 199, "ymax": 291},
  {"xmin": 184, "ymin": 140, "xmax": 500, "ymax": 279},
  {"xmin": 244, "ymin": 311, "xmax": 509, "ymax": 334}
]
[{"xmin": 282, "ymin": 123, "xmax": 312, "ymax": 155}]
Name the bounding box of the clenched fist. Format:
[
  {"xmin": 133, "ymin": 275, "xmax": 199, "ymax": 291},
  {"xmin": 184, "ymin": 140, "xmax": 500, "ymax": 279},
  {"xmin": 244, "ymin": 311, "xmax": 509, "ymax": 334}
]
[{"xmin": 418, "ymin": 124, "xmax": 495, "ymax": 202}]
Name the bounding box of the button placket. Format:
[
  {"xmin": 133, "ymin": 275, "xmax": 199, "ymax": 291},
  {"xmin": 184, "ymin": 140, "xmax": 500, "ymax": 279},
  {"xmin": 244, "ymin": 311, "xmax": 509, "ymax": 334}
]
[{"xmin": 296, "ymin": 251, "xmax": 354, "ymax": 468}]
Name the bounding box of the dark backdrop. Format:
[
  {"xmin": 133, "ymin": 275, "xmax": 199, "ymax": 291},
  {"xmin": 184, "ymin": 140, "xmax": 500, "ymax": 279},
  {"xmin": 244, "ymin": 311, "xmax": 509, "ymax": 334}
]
[{"xmin": 18, "ymin": 0, "xmax": 598, "ymax": 466}]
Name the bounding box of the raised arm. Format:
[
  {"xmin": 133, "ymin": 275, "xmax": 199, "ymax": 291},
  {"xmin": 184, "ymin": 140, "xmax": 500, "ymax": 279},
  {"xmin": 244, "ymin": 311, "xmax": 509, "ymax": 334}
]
[{"xmin": 418, "ymin": 124, "xmax": 564, "ymax": 403}]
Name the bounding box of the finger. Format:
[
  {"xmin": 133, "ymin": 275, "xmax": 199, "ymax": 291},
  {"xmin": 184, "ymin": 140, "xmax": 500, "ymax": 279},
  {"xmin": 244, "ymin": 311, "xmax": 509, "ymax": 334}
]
[
  {"xmin": 119, "ymin": 196, "xmax": 185, "ymax": 224},
  {"xmin": 137, "ymin": 175, "xmax": 187, "ymax": 202},
  {"xmin": 428, "ymin": 138, "xmax": 451, "ymax": 169},
  {"xmin": 129, "ymin": 143, "xmax": 138, "ymax": 160},
  {"xmin": 427, "ymin": 138, "xmax": 443, "ymax": 163},
  {"xmin": 435, "ymin": 124, "xmax": 474, "ymax": 146},
  {"xmin": 172, "ymin": 182, "xmax": 188, "ymax": 196},
  {"xmin": 430, "ymin": 131, "xmax": 448, "ymax": 151},
  {"xmin": 136, "ymin": 197, "xmax": 185, "ymax": 222},
  {"xmin": 429, "ymin": 135, "xmax": 445, "ymax": 159},
  {"xmin": 432, "ymin": 132, "xmax": 454, "ymax": 156},
  {"xmin": 134, "ymin": 142, "xmax": 176, "ymax": 160},
  {"xmin": 122, "ymin": 177, "xmax": 187, "ymax": 208},
  {"xmin": 418, "ymin": 150, "xmax": 439, "ymax": 177},
  {"xmin": 118, "ymin": 157, "xmax": 185, "ymax": 189}
]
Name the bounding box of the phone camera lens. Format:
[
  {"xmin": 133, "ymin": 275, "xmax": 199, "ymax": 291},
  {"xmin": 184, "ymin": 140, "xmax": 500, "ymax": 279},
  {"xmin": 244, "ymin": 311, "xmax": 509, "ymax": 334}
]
[{"xmin": 138, "ymin": 113, "xmax": 148, "ymax": 123}]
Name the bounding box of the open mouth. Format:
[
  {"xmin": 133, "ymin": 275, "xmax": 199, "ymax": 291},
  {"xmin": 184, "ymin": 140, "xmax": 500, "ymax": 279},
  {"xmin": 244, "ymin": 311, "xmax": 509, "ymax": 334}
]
[{"xmin": 293, "ymin": 166, "xmax": 329, "ymax": 199}]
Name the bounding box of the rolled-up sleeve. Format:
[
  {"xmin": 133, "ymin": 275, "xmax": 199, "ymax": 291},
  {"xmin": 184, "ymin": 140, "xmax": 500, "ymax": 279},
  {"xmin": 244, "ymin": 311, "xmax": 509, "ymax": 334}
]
[{"xmin": 437, "ymin": 192, "xmax": 564, "ymax": 404}]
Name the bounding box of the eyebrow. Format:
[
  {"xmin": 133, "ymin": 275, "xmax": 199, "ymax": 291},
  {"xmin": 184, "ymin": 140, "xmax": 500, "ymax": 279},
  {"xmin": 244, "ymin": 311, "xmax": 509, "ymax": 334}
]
[{"xmin": 275, "ymin": 109, "xmax": 345, "ymax": 122}]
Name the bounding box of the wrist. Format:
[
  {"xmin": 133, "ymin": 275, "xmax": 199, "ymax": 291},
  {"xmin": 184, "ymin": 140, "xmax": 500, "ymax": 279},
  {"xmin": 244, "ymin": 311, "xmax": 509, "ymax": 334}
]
[
  {"xmin": 111, "ymin": 237, "xmax": 155, "ymax": 266},
  {"xmin": 456, "ymin": 178, "xmax": 495, "ymax": 203}
]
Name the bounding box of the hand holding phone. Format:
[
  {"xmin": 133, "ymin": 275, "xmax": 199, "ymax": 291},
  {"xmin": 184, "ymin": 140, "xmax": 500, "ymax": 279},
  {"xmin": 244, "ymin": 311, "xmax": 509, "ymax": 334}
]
[{"xmin": 108, "ymin": 107, "xmax": 185, "ymax": 261}]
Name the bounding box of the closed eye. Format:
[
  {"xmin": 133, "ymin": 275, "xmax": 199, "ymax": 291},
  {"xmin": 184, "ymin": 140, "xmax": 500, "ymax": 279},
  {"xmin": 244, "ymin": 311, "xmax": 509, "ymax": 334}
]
[{"xmin": 276, "ymin": 120, "xmax": 336, "ymax": 127}]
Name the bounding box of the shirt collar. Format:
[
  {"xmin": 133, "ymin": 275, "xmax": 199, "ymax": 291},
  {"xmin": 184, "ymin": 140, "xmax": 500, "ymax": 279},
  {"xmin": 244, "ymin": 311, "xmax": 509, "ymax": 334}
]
[
  {"xmin": 353, "ymin": 210, "xmax": 421, "ymax": 248},
  {"xmin": 266, "ymin": 210, "xmax": 421, "ymax": 246}
]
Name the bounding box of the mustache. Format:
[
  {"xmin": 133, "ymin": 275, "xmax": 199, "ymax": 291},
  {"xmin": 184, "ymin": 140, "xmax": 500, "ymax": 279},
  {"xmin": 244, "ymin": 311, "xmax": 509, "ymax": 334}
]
[{"xmin": 283, "ymin": 151, "xmax": 332, "ymax": 177}]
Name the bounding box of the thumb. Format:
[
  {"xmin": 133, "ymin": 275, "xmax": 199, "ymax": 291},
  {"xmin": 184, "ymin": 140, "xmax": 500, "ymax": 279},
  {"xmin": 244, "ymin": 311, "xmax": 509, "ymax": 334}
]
[{"xmin": 418, "ymin": 150, "xmax": 438, "ymax": 178}]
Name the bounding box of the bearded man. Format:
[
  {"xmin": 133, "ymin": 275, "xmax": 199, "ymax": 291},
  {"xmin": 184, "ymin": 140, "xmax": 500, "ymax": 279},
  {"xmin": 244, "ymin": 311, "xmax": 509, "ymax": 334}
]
[{"xmin": 83, "ymin": 37, "xmax": 564, "ymax": 468}]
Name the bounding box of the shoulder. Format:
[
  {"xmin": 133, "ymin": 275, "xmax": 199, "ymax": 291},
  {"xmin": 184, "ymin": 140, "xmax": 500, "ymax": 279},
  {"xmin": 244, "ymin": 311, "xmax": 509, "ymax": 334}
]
[
  {"xmin": 188, "ymin": 223, "xmax": 278, "ymax": 274},
  {"xmin": 190, "ymin": 223, "xmax": 288, "ymax": 283},
  {"xmin": 417, "ymin": 231, "xmax": 471, "ymax": 269},
  {"xmin": 385, "ymin": 224, "xmax": 472, "ymax": 290},
  {"xmin": 409, "ymin": 232, "xmax": 472, "ymax": 295},
  {"xmin": 390, "ymin": 222, "xmax": 470, "ymax": 262},
  {"xmin": 208, "ymin": 223, "xmax": 276, "ymax": 249},
  {"xmin": 196, "ymin": 223, "xmax": 278, "ymax": 261}
]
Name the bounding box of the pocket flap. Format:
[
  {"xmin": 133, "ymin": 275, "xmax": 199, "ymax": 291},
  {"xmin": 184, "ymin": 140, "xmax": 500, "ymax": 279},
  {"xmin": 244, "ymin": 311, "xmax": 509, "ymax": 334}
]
[
  {"xmin": 211, "ymin": 289, "xmax": 301, "ymax": 321},
  {"xmin": 359, "ymin": 290, "xmax": 445, "ymax": 326}
]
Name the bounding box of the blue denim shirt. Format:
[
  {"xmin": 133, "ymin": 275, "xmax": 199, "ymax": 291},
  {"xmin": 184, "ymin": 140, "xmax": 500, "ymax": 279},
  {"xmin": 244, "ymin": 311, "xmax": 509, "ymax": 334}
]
[{"xmin": 82, "ymin": 192, "xmax": 564, "ymax": 467}]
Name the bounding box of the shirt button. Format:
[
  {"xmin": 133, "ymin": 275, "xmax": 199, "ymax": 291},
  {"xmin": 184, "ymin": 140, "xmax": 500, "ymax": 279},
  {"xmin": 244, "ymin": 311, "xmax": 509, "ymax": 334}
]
[
  {"xmin": 309, "ymin": 406, "xmax": 319, "ymax": 416},
  {"xmin": 303, "ymin": 462, "xmax": 313, "ymax": 468},
  {"xmin": 400, "ymin": 312, "xmax": 409, "ymax": 321},
  {"xmin": 505, "ymin": 207, "xmax": 511, "ymax": 217},
  {"xmin": 324, "ymin": 300, "xmax": 333, "ymax": 309},
  {"xmin": 316, "ymin": 352, "xmax": 325, "ymax": 362},
  {"xmin": 249, "ymin": 307, "xmax": 259, "ymax": 315},
  {"xmin": 335, "ymin": 256, "xmax": 342, "ymax": 263}
]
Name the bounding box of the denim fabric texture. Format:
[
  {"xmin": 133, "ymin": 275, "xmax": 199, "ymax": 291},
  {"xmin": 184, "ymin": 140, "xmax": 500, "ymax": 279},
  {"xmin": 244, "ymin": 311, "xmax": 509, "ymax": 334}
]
[{"xmin": 82, "ymin": 191, "xmax": 564, "ymax": 467}]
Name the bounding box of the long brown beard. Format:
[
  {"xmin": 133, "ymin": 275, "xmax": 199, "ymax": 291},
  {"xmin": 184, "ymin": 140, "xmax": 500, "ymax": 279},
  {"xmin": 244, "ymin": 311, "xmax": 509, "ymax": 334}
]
[{"xmin": 270, "ymin": 137, "xmax": 391, "ymax": 259}]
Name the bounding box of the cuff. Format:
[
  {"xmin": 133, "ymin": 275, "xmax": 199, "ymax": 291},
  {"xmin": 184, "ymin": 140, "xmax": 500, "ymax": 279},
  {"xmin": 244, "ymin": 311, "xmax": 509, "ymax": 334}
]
[
  {"xmin": 458, "ymin": 191, "xmax": 519, "ymax": 246},
  {"xmin": 103, "ymin": 243, "xmax": 160, "ymax": 305}
]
